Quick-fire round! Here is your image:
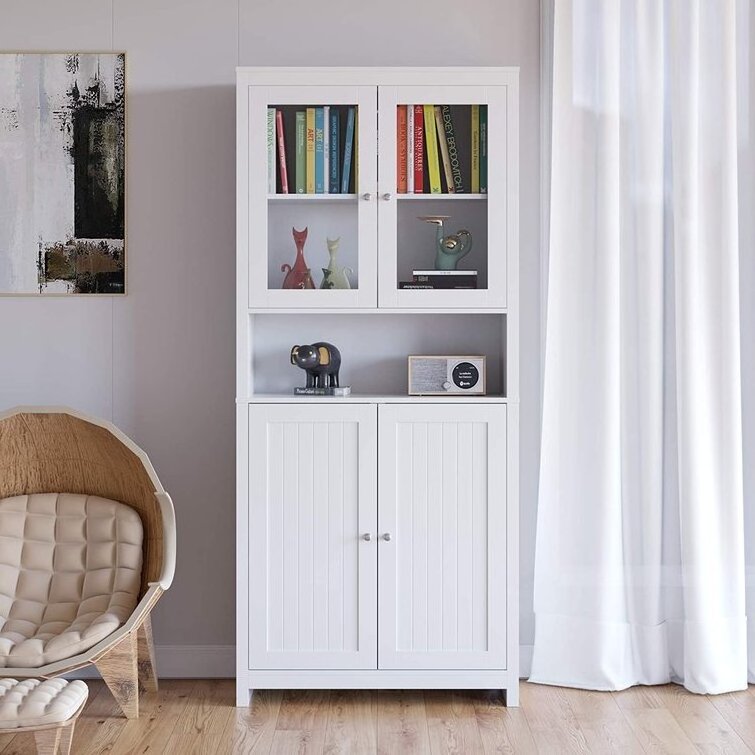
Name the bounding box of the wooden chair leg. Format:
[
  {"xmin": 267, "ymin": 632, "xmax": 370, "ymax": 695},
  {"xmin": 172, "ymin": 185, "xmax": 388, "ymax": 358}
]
[
  {"xmin": 137, "ymin": 614, "xmax": 159, "ymax": 692},
  {"xmin": 33, "ymin": 726, "xmax": 62, "ymax": 754},
  {"xmin": 58, "ymin": 720, "xmax": 75, "ymax": 755},
  {"xmin": 95, "ymin": 630, "xmax": 140, "ymax": 719}
]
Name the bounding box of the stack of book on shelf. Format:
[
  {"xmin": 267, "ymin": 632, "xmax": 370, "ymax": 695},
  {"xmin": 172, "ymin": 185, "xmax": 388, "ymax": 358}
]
[
  {"xmin": 399, "ymin": 270, "xmax": 478, "ymax": 290},
  {"xmin": 267, "ymin": 106, "xmax": 357, "ymax": 194},
  {"xmin": 396, "ymin": 104, "xmax": 487, "ymax": 194}
]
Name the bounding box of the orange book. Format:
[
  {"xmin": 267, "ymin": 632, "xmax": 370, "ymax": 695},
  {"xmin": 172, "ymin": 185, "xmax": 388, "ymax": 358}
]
[{"xmin": 397, "ymin": 106, "xmax": 408, "ymax": 193}]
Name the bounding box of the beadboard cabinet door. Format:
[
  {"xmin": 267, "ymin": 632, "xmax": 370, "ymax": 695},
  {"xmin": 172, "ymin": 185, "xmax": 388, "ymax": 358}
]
[
  {"xmin": 248, "ymin": 404, "xmax": 377, "ymax": 669},
  {"xmin": 377, "ymin": 404, "xmax": 507, "ymax": 670}
]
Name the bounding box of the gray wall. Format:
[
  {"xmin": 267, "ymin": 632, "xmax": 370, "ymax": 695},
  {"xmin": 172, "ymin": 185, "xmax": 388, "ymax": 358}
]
[{"xmin": 0, "ymin": 0, "xmax": 540, "ymax": 672}]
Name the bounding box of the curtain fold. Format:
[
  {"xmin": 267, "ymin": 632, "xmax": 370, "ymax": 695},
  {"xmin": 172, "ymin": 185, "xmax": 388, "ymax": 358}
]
[{"xmin": 531, "ymin": 0, "xmax": 754, "ymax": 694}]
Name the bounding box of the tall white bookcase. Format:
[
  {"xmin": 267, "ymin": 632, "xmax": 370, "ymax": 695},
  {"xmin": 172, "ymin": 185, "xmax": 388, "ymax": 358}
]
[{"xmin": 236, "ymin": 67, "xmax": 519, "ymax": 706}]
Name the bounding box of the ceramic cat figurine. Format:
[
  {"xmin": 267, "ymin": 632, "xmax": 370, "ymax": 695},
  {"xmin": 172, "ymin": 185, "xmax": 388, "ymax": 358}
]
[
  {"xmin": 320, "ymin": 237, "xmax": 353, "ymax": 290},
  {"xmin": 281, "ymin": 226, "xmax": 315, "ymax": 289}
]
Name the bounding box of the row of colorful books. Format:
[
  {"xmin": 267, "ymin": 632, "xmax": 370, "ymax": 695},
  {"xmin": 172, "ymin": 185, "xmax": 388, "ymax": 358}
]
[
  {"xmin": 397, "ymin": 105, "xmax": 487, "ymax": 194},
  {"xmin": 398, "ymin": 270, "xmax": 478, "ymax": 290},
  {"xmin": 267, "ymin": 107, "xmax": 357, "ymax": 195}
]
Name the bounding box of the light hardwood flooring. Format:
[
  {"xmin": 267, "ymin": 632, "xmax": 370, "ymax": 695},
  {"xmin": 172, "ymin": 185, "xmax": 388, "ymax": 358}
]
[{"xmin": 2, "ymin": 680, "xmax": 755, "ymax": 753}]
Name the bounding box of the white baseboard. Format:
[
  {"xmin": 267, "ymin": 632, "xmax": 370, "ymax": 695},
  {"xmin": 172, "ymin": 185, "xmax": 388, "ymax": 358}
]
[
  {"xmin": 67, "ymin": 645, "xmax": 236, "ymax": 680},
  {"xmin": 69, "ymin": 645, "xmax": 532, "ymax": 680}
]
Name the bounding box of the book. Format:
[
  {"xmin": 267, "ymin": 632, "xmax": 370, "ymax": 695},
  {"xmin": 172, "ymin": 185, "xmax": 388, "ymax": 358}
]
[
  {"xmin": 471, "ymin": 104, "xmax": 480, "ymax": 193},
  {"xmin": 306, "ymin": 108, "xmax": 315, "ymax": 193},
  {"xmin": 294, "ymin": 386, "xmax": 352, "ymax": 396},
  {"xmin": 442, "ymin": 105, "xmax": 464, "ymax": 192},
  {"xmin": 412, "ymin": 269, "xmax": 478, "ymax": 275},
  {"xmin": 423, "ymin": 104, "xmax": 441, "ymax": 193},
  {"xmin": 267, "ymin": 108, "xmax": 276, "ymax": 193},
  {"xmin": 314, "ymin": 107, "xmax": 325, "ymax": 193},
  {"xmin": 407, "ymin": 105, "xmax": 415, "ymax": 193},
  {"xmin": 480, "ymin": 104, "xmax": 487, "ymax": 193},
  {"xmin": 275, "ymin": 109, "xmax": 289, "ymax": 194},
  {"xmin": 413, "ymin": 105, "xmax": 424, "ymax": 193},
  {"xmin": 398, "ymin": 283, "xmax": 434, "ymax": 289},
  {"xmin": 434, "ymin": 105, "xmax": 454, "ymax": 193},
  {"xmin": 323, "ymin": 106, "xmax": 330, "ymax": 194},
  {"xmin": 341, "ymin": 106, "xmax": 355, "ymax": 194},
  {"xmin": 413, "ymin": 273, "xmax": 478, "ymax": 289},
  {"xmin": 329, "ymin": 107, "xmax": 340, "ymax": 193},
  {"xmin": 354, "ymin": 109, "xmax": 359, "ymax": 189},
  {"xmin": 397, "ymin": 106, "xmax": 408, "ymax": 193},
  {"xmin": 295, "ymin": 111, "xmax": 306, "ymax": 194}
]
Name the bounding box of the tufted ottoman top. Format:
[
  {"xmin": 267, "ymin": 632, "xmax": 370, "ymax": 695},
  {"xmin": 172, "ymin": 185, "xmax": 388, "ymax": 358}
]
[
  {"xmin": 0, "ymin": 678, "xmax": 88, "ymax": 728},
  {"xmin": 0, "ymin": 493, "xmax": 143, "ymax": 669}
]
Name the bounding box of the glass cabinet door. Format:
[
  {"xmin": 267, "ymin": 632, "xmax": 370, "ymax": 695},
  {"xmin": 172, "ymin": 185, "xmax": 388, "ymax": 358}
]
[
  {"xmin": 245, "ymin": 85, "xmax": 377, "ymax": 308},
  {"xmin": 377, "ymin": 85, "xmax": 511, "ymax": 309}
]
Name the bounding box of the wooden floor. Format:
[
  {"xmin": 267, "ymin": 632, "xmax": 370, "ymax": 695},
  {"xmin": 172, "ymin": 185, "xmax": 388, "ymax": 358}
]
[{"xmin": 2, "ymin": 679, "xmax": 755, "ymax": 753}]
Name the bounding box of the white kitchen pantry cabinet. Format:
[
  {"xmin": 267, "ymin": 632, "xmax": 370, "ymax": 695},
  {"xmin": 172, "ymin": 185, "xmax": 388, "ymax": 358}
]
[
  {"xmin": 237, "ymin": 68, "xmax": 519, "ymax": 706},
  {"xmin": 238, "ymin": 401, "xmax": 517, "ymax": 704}
]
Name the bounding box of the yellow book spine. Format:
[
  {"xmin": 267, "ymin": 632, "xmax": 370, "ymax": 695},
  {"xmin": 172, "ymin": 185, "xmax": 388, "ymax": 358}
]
[
  {"xmin": 306, "ymin": 107, "xmax": 316, "ymax": 194},
  {"xmin": 423, "ymin": 104, "xmax": 441, "ymax": 194},
  {"xmin": 471, "ymin": 104, "xmax": 480, "ymax": 193}
]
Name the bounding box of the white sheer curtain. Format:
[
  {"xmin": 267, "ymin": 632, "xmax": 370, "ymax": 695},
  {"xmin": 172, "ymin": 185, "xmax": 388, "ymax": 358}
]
[{"xmin": 531, "ymin": 0, "xmax": 755, "ymax": 694}]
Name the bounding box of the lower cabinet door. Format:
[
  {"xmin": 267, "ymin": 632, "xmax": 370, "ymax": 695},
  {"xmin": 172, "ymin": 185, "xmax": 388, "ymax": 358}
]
[
  {"xmin": 248, "ymin": 404, "xmax": 377, "ymax": 669},
  {"xmin": 378, "ymin": 404, "xmax": 508, "ymax": 670}
]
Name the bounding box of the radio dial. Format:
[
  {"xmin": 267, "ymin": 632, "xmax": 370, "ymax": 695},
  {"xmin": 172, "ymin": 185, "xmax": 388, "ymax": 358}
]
[{"xmin": 442, "ymin": 381, "xmax": 452, "ymax": 391}]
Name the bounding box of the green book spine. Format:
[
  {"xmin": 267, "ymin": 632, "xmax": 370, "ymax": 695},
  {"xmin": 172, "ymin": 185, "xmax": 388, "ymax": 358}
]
[
  {"xmin": 295, "ymin": 112, "xmax": 306, "ymax": 194},
  {"xmin": 480, "ymin": 105, "xmax": 488, "ymax": 194}
]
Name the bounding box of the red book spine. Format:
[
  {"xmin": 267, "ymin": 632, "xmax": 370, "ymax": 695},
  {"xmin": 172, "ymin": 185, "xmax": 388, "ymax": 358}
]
[
  {"xmin": 413, "ymin": 105, "xmax": 424, "ymax": 193},
  {"xmin": 276, "ymin": 109, "xmax": 289, "ymax": 194},
  {"xmin": 397, "ymin": 106, "xmax": 408, "ymax": 193}
]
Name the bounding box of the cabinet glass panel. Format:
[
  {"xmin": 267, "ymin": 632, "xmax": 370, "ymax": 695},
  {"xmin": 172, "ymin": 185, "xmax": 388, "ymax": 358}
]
[
  {"xmin": 395, "ymin": 105, "xmax": 488, "ymax": 292},
  {"xmin": 378, "ymin": 85, "xmax": 508, "ymax": 308},
  {"xmin": 246, "ymin": 85, "xmax": 377, "ymax": 308},
  {"xmin": 267, "ymin": 104, "xmax": 360, "ymax": 291}
]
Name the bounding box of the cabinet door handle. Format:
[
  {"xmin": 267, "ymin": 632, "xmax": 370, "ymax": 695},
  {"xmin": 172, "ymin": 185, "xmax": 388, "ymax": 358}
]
[
  {"xmin": 381, "ymin": 532, "xmax": 392, "ymax": 542},
  {"xmin": 361, "ymin": 533, "xmax": 372, "ymax": 541},
  {"xmin": 381, "ymin": 192, "xmax": 392, "ymax": 201},
  {"xmin": 362, "ymin": 192, "xmax": 373, "ymax": 201}
]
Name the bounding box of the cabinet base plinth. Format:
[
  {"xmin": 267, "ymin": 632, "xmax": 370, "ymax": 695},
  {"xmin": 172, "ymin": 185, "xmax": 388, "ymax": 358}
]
[{"xmin": 236, "ymin": 669, "xmax": 520, "ymax": 708}]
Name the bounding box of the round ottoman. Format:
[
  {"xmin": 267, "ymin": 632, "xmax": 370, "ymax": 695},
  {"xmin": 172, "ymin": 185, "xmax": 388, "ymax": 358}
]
[{"xmin": 0, "ymin": 679, "xmax": 88, "ymax": 755}]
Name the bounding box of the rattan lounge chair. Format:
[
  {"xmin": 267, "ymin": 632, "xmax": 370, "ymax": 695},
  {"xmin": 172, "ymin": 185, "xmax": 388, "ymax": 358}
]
[{"xmin": 0, "ymin": 407, "xmax": 176, "ymax": 719}]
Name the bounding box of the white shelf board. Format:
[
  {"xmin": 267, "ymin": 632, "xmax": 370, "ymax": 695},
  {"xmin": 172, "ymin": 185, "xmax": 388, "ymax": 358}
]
[
  {"xmin": 240, "ymin": 394, "xmax": 508, "ymax": 404},
  {"xmin": 248, "ymin": 307, "xmax": 507, "ymax": 315},
  {"xmin": 268, "ymin": 194, "xmax": 357, "ymax": 203},
  {"xmin": 396, "ymin": 193, "xmax": 488, "ymax": 200}
]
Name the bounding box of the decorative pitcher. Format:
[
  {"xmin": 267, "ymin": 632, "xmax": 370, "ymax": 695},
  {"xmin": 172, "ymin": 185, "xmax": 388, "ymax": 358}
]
[
  {"xmin": 281, "ymin": 227, "xmax": 315, "ymax": 289},
  {"xmin": 320, "ymin": 237, "xmax": 353, "ymax": 290},
  {"xmin": 419, "ymin": 215, "xmax": 473, "ymax": 271}
]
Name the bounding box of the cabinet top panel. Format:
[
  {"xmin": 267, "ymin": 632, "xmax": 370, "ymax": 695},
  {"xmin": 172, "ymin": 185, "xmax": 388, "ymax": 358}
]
[{"xmin": 236, "ymin": 67, "xmax": 519, "ymax": 88}]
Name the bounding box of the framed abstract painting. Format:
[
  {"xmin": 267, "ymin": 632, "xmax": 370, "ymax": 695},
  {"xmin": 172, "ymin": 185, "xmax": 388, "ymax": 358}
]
[{"xmin": 0, "ymin": 52, "xmax": 125, "ymax": 294}]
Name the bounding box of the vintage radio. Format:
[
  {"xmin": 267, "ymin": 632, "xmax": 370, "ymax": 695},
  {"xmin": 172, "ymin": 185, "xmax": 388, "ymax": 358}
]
[{"xmin": 408, "ymin": 356, "xmax": 486, "ymax": 396}]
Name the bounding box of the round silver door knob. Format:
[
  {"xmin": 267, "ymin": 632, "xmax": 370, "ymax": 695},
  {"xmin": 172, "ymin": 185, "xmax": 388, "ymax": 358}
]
[
  {"xmin": 381, "ymin": 533, "xmax": 392, "ymax": 541},
  {"xmin": 382, "ymin": 192, "xmax": 392, "ymax": 201},
  {"xmin": 362, "ymin": 533, "xmax": 372, "ymax": 541},
  {"xmin": 362, "ymin": 192, "xmax": 373, "ymax": 201}
]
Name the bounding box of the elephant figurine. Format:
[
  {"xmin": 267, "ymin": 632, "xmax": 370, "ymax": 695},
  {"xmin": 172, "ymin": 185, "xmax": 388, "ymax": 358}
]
[{"xmin": 290, "ymin": 342, "xmax": 342, "ymax": 388}]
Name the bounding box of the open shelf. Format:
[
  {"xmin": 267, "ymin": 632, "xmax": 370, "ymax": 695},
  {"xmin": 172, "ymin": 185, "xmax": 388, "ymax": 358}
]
[{"xmin": 248, "ymin": 312, "xmax": 506, "ymax": 398}]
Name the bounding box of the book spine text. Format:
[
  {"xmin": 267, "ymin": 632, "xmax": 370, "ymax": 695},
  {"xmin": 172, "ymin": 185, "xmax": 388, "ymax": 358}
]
[
  {"xmin": 397, "ymin": 105, "xmax": 408, "ymax": 193},
  {"xmin": 275, "ymin": 109, "xmax": 288, "ymax": 194},
  {"xmin": 267, "ymin": 108, "xmax": 276, "ymax": 193},
  {"xmin": 329, "ymin": 108, "xmax": 340, "ymax": 193},
  {"xmin": 306, "ymin": 108, "xmax": 315, "ymax": 193},
  {"xmin": 471, "ymin": 104, "xmax": 480, "ymax": 193},
  {"xmin": 413, "ymin": 105, "xmax": 424, "ymax": 193},
  {"xmin": 434, "ymin": 105, "xmax": 454, "ymax": 193},
  {"xmin": 341, "ymin": 107, "xmax": 355, "ymax": 194}
]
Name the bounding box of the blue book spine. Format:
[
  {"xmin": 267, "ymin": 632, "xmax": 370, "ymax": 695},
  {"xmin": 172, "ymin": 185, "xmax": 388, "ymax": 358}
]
[
  {"xmin": 341, "ymin": 107, "xmax": 355, "ymax": 194},
  {"xmin": 329, "ymin": 108, "xmax": 340, "ymax": 194},
  {"xmin": 314, "ymin": 107, "xmax": 325, "ymax": 194}
]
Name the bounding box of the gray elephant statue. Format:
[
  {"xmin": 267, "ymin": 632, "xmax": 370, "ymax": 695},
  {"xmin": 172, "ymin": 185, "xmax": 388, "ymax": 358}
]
[{"xmin": 290, "ymin": 342, "xmax": 342, "ymax": 388}]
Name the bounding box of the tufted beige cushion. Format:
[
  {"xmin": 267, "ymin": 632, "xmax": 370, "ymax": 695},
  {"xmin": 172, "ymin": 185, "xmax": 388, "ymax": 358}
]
[
  {"xmin": 0, "ymin": 493, "xmax": 143, "ymax": 668},
  {"xmin": 0, "ymin": 678, "xmax": 88, "ymax": 728}
]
